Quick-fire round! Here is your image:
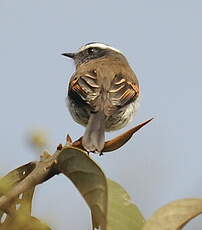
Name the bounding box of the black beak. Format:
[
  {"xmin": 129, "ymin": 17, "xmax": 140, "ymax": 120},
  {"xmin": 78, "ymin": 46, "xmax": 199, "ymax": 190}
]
[{"xmin": 62, "ymin": 52, "xmax": 75, "ymax": 59}]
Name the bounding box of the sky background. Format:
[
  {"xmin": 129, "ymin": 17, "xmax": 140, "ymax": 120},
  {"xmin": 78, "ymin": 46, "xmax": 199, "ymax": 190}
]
[{"xmin": 0, "ymin": 0, "xmax": 202, "ymax": 229}]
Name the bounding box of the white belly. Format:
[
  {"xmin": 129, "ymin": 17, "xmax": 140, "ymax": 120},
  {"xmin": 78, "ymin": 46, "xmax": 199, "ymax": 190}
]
[{"xmin": 67, "ymin": 96, "xmax": 140, "ymax": 131}]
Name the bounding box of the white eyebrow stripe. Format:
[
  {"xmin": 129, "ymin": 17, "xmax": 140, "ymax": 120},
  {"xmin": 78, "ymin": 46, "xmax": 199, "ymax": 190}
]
[{"xmin": 78, "ymin": 43, "xmax": 122, "ymax": 54}]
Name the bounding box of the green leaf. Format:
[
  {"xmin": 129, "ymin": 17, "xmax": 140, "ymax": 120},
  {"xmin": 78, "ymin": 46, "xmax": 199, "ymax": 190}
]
[
  {"xmin": 56, "ymin": 146, "xmax": 108, "ymax": 230},
  {"xmin": 0, "ymin": 216, "xmax": 52, "ymax": 230},
  {"xmin": 0, "ymin": 162, "xmax": 36, "ymax": 194},
  {"xmin": 107, "ymin": 179, "xmax": 145, "ymax": 230},
  {"xmin": 142, "ymin": 198, "xmax": 202, "ymax": 230},
  {"xmin": 0, "ymin": 162, "xmax": 52, "ymax": 230},
  {"xmin": 0, "ymin": 162, "xmax": 36, "ymax": 225},
  {"xmin": 56, "ymin": 146, "xmax": 145, "ymax": 230},
  {"xmin": 17, "ymin": 187, "xmax": 35, "ymax": 216},
  {"xmin": 21, "ymin": 216, "xmax": 52, "ymax": 230}
]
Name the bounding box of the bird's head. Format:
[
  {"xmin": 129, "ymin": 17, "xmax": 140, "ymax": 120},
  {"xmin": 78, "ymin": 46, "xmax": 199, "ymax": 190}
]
[{"xmin": 62, "ymin": 42, "xmax": 124, "ymax": 66}]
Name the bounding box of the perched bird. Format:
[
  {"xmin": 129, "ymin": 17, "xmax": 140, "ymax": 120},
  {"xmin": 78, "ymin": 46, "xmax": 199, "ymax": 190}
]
[{"xmin": 62, "ymin": 42, "xmax": 139, "ymax": 153}]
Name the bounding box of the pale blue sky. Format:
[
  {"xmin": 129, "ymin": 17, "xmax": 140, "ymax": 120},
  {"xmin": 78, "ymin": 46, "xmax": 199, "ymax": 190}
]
[{"xmin": 0, "ymin": 1, "xmax": 202, "ymax": 229}]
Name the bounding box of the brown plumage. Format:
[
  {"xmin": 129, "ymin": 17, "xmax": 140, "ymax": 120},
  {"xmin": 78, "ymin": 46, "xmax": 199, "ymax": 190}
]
[{"xmin": 63, "ymin": 43, "xmax": 139, "ymax": 153}]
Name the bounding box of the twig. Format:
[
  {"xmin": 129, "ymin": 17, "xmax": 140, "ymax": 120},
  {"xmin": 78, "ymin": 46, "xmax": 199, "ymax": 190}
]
[{"xmin": 0, "ymin": 118, "xmax": 153, "ymax": 214}]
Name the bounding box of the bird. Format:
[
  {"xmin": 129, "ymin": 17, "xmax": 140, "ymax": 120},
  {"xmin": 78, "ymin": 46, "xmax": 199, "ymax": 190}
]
[{"xmin": 62, "ymin": 42, "xmax": 140, "ymax": 154}]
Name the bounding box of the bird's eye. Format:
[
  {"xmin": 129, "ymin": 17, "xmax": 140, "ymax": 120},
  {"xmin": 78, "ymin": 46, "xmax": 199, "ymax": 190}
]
[{"xmin": 88, "ymin": 47, "xmax": 95, "ymax": 55}]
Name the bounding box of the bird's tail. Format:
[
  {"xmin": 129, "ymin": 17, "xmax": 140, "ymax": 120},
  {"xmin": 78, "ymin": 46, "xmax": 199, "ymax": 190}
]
[{"xmin": 82, "ymin": 111, "xmax": 105, "ymax": 153}]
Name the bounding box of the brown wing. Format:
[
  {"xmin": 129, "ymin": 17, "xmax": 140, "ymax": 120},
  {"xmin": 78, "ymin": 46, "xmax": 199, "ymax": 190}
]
[
  {"xmin": 68, "ymin": 71, "xmax": 139, "ymax": 115},
  {"xmin": 109, "ymin": 74, "xmax": 139, "ymax": 108},
  {"xmin": 68, "ymin": 70, "xmax": 100, "ymax": 111}
]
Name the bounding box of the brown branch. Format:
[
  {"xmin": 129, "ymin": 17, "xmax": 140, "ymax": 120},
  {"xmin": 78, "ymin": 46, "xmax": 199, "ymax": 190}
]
[
  {"xmin": 0, "ymin": 153, "xmax": 58, "ymax": 213},
  {"xmin": 103, "ymin": 118, "xmax": 153, "ymax": 152},
  {"xmin": 0, "ymin": 118, "xmax": 153, "ymax": 214},
  {"xmin": 72, "ymin": 118, "xmax": 153, "ymax": 152}
]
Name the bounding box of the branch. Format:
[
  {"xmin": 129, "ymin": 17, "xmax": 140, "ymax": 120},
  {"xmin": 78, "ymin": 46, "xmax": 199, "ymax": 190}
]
[
  {"xmin": 0, "ymin": 118, "xmax": 153, "ymax": 215},
  {"xmin": 71, "ymin": 118, "xmax": 153, "ymax": 152}
]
